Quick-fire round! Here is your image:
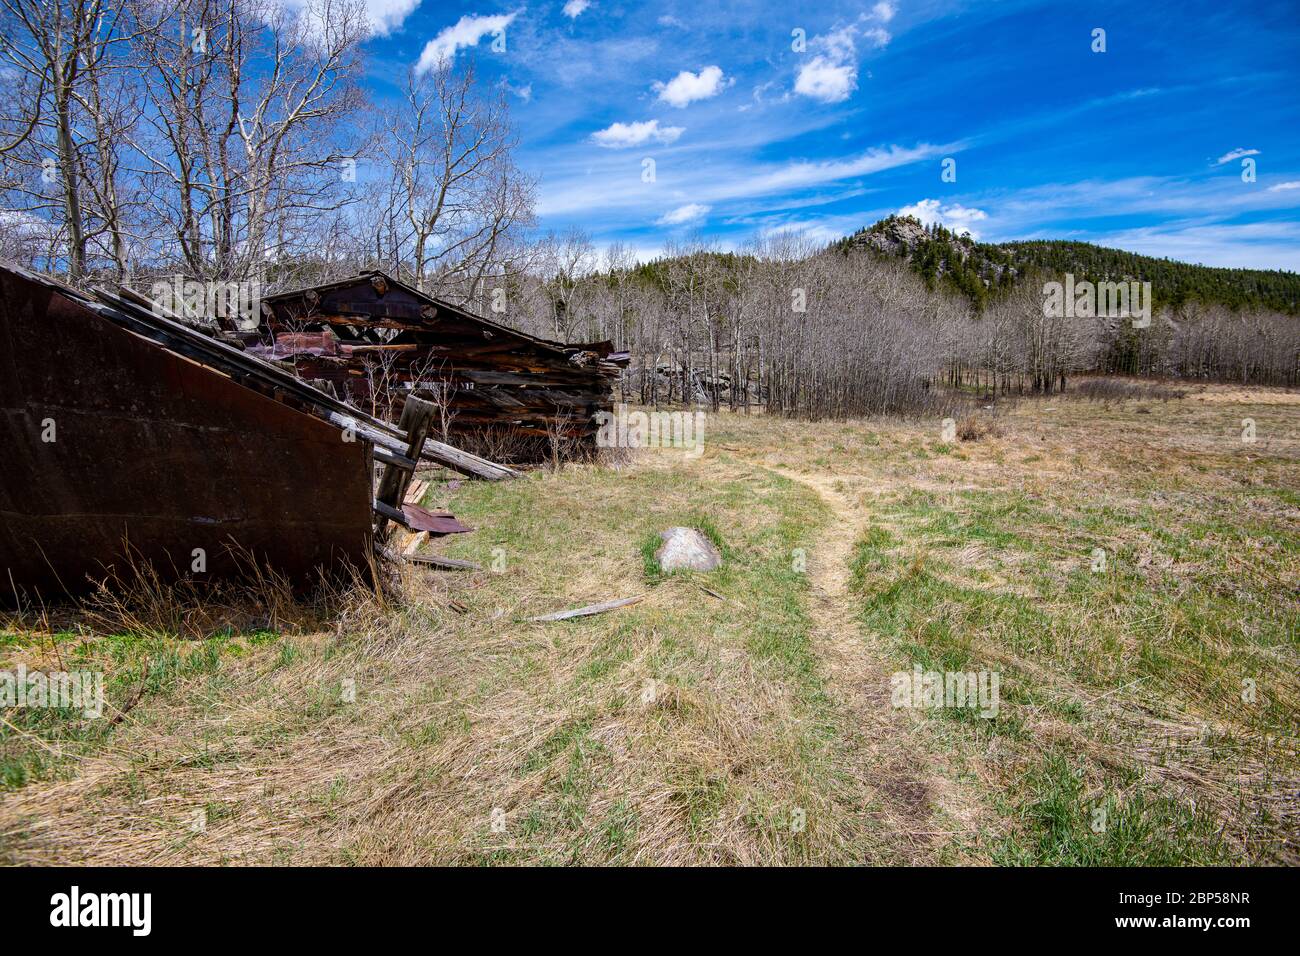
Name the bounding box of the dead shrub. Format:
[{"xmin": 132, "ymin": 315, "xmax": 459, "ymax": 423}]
[{"xmin": 956, "ymin": 414, "xmax": 1001, "ymax": 441}]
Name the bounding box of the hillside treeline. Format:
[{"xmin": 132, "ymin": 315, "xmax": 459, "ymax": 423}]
[
  {"xmin": 488, "ymin": 232, "xmax": 1298, "ymax": 419},
  {"xmin": 837, "ymin": 217, "xmax": 1300, "ymax": 316}
]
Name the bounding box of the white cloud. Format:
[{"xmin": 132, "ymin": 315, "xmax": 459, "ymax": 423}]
[
  {"xmin": 657, "ymin": 203, "xmax": 711, "ymax": 225},
  {"xmin": 416, "ymin": 11, "xmax": 519, "ymax": 74},
  {"xmin": 277, "ymin": 0, "xmax": 420, "ymax": 37},
  {"xmin": 563, "ymin": 0, "xmax": 590, "ymax": 17},
  {"xmin": 658, "ymin": 14, "xmax": 686, "ymax": 28},
  {"xmin": 793, "ymin": 20, "xmax": 889, "ymax": 104},
  {"xmin": 1267, "ymin": 180, "xmax": 1300, "ymax": 191},
  {"xmin": 863, "ymin": 26, "xmax": 891, "ymax": 47},
  {"xmin": 897, "ymin": 198, "xmax": 989, "ymax": 238},
  {"xmin": 653, "ymin": 66, "xmax": 730, "ymax": 107},
  {"xmin": 794, "ymin": 56, "xmax": 858, "ymax": 103},
  {"xmin": 1215, "ymin": 147, "xmax": 1260, "ymax": 165},
  {"xmin": 872, "ymin": 2, "xmax": 896, "ymax": 22},
  {"xmin": 740, "ymin": 143, "xmax": 952, "ymax": 197},
  {"xmin": 590, "ymin": 119, "xmax": 685, "ymax": 148},
  {"xmin": 756, "ymin": 218, "xmax": 855, "ymax": 244},
  {"xmin": 362, "ymin": 0, "xmax": 422, "ymax": 34},
  {"xmin": 819, "ymin": 23, "xmax": 859, "ymax": 60}
]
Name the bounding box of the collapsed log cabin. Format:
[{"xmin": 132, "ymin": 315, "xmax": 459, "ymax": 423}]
[
  {"xmin": 0, "ymin": 263, "xmax": 516, "ymax": 603},
  {"xmin": 252, "ymin": 272, "xmax": 629, "ymax": 461}
]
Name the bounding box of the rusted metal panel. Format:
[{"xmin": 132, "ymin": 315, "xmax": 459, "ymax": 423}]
[
  {"xmin": 400, "ymin": 505, "xmax": 473, "ymax": 536},
  {"xmin": 262, "ymin": 330, "xmax": 342, "ymax": 358},
  {"xmin": 0, "ymin": 267, "xmax": 375, "ymax": 601}
]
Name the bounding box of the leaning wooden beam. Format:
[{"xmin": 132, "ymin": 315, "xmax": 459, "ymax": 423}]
[
  {"xmin": 325, "ymin": 411, "xmax": 520, "ymax": 481},
  {"xmin": 419, "ymin": 436, "xmax": 522, "ymax": 481},
  {"xmin": 524, "ymin": 596, "xmax": 644, "ymax": 622},
  {"xmin": 402, "ymin": 530, "xmax": 428, "ymax": 555}
]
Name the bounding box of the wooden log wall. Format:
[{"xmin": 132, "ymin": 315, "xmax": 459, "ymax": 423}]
[{"xmin": 259, "ymin": 276, "xmax": 622, "ymax": 456}]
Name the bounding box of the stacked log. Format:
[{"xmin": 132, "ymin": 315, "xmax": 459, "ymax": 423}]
[{"xmin": 258, "ymin": 273, "xmax": 625, "ymax": 459}]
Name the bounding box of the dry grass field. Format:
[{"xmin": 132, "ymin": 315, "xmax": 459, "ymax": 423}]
[{"xmin": 2, "ymin": 379, "xmax": 1297, "ymax": 865}]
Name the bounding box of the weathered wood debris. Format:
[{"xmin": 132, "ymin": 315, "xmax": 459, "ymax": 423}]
[{"xmin": 246, "ymin": 271, "xmax": 630, "ymax": 460}]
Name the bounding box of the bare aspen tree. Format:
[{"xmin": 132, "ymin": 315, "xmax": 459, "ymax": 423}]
[
  {"xmin": 0, "ymin": 0, "xmax": 142, "ymax": 282},
  {"xmin": 128, "ymin": 0, "xmax": 367, "ymax": 283},
  {"xmin": 536, "ymin": 227, "xmax": 596, "ymax": 340},
  {"xmin": 376, "ymin": 59, "xmax": 535, "ymax": 299}
]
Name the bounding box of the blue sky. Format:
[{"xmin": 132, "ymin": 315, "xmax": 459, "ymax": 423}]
[{"xmin": 357, "ymin": 0, "xmax": 1300, "ymax": 268}]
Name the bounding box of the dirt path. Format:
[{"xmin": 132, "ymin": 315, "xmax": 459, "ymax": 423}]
[{"xmin": 768, "ymin": 467, "xmax": 959, "ymax": 860}]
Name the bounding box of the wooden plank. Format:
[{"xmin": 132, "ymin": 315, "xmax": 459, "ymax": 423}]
[
  {"xmin": 405, "ymin": 553, "xmax": 482, "ymax": 571},
  {"xmin": 459, "ymin": 369, "xmax": 587, "ymax": 387},
  {"xmin": 373, "ymin": 499, "xmax": 407, "ymax": 525},
  {"xmin": 403, "ymin": 478, "xmax": 430, "ymax": 504},
  {"xmin": 524, "ymin": 596, "xmax": 644, "ymax": 623},
  {"xmin": 322, "ymin": 410, "xmax": 520, "ymax": 481},
  {"xmin": 373, "ymin": 446, "xmax": 417, "ymax": 471},
  {"xmin": 418, "ymin": 435, "xmax": 522, "ymax": 481}
]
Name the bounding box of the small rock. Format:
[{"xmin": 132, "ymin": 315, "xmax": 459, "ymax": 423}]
[{"xmin": 655, "ymin": 527, "xmax": 723, "ymax": 572}]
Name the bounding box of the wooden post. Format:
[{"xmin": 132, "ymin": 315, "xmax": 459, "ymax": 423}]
[{"xmin": 374, "ymin": 396, "xmax": 436, "ymax": 537}]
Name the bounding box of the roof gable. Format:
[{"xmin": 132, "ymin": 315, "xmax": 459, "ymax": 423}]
[{"xmin": 264, "ymin": 271, "xmax": 573, "ymax": 357}]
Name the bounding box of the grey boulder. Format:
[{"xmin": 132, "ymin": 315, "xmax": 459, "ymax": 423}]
[{"xmin": 654, "ymin": 527, "xmax": 722, "ymax": 572}]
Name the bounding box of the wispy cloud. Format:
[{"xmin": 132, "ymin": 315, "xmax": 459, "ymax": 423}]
[
  {"xmin": 590, "ymin": 119, "xmax": 685, "ymax": 148},
  {"xmin": 562, "ymin": 0, "xmax": 590, "ymax": 18},
  {"xmin": 537, "ymin": 141, "xmax": 954, "ymax": 218},
  {"xmin": 1215, "ymin": 147, "xmax": 1260, "ymax": 165},
  {"xmin": 657, "ymin": 203, "xmax": 711, "ymax": 225},
  {"xmin": 1089, "ymin": 221, "xmax": 1300, "ymax": 270},
  {"xmin": 1268, "ymin": 180, "xmax": 1300, "ymax": 191},
  {"xmin": 654, "ymin": 66, "xmax": 731, "ymax": 107},
  {"xmin": 736, "ymin": 143, "xmax": 952, "ymax": 199},
  {"xmin": 968, "ymin": 174, "xmax": 1300, "ymax": 238},
  {"xmin": 415, "ymin": 11, "xmax": 519, "ymax": 74}
]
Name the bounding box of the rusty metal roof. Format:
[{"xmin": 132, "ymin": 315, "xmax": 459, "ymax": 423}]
[{"xmin": 263, "ymin": 270, "xmax": 623, "ymax": 360}]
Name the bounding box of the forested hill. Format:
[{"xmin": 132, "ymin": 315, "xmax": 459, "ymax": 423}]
[{"xmin": 836, "ymin": 216, "xmax": 1300, "ymax": 314}]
